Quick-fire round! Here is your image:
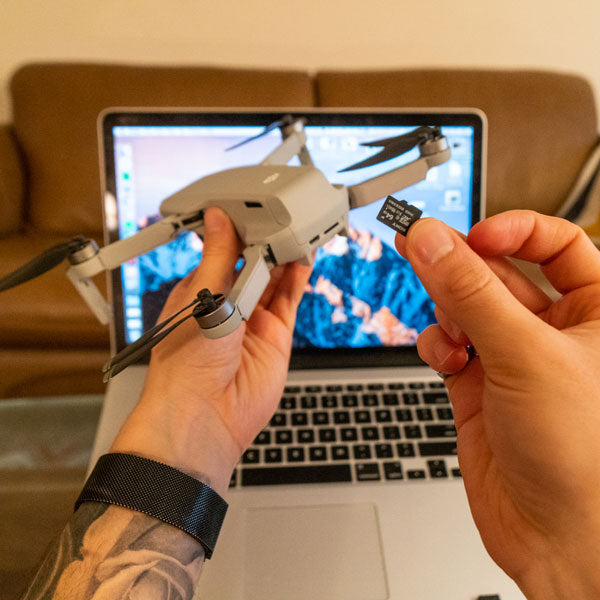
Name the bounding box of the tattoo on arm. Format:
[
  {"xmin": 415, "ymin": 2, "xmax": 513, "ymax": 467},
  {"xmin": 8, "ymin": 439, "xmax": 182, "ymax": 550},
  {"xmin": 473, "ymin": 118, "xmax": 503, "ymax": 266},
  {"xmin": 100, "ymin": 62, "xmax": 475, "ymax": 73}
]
[{"xmin": 22, "ymin": 502, "xmax": 205, "ymax": 600}]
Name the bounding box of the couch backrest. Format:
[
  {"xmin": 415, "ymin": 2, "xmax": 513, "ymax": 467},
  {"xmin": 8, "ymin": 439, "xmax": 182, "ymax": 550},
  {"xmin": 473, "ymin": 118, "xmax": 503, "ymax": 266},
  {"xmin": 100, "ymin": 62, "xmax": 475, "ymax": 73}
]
[
  {"xmin": 316, "ymin": 69, "xmax": 599, "ymax": 217},
  {"xmin": 10, "ymin": 63, "xmax": 315, "ymax": 236}
]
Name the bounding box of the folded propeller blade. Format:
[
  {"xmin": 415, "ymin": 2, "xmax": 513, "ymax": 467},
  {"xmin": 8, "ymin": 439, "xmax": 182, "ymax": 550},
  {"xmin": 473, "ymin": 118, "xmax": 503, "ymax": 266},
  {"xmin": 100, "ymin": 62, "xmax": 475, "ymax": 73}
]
[
  {"xmin": 0, "ymin": 236, "xmax": 89, "ymax": 292},
  {"xmin": 339, "ymin": 126, "xmax": 439, "ymax": 172}
]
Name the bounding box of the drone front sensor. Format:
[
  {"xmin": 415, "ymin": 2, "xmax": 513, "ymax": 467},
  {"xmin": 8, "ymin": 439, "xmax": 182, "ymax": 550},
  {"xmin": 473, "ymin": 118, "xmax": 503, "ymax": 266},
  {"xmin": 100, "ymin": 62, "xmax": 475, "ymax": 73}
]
[{"xmin": 376, "ymin": 196, "xmax": 423, "ymax": 236}]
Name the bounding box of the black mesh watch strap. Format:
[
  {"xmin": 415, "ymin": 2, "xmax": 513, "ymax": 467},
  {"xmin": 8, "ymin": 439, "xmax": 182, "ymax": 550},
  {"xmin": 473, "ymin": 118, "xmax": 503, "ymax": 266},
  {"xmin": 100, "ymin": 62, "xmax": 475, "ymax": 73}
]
[{"xmin": 75, "ymin": 453, "xmax": 228, "ymax": 559}]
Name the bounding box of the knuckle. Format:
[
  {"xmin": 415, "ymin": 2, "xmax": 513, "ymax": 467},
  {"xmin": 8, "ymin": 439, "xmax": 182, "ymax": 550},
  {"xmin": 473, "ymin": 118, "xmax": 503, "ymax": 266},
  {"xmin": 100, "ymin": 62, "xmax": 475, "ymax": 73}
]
[{"xmin": 445, "ymin": 266, "xmax": 494, "ymax": 305}]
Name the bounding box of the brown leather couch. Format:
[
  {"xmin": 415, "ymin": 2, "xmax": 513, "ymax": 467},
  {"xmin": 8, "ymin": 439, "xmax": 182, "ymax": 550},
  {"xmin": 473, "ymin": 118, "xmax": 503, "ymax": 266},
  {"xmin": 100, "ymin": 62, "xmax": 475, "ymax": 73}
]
[{"xmin": 1, "ymin": 63, "xmax": 598, "ymax": 398}]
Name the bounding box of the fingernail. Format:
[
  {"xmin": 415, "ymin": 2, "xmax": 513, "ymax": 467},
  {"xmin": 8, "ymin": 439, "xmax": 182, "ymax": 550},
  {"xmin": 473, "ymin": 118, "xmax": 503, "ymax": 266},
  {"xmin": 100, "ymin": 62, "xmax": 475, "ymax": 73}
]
[{"xmin": 409, "ymin": 220, "xmax": 455, "ymax": 264}]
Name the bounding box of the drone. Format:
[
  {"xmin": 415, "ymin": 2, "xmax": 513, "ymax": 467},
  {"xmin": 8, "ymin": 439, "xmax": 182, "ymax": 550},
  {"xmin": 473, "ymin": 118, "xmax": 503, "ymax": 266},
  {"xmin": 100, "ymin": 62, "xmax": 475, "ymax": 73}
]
[{"xmin": 0, "ymin": 115, "xmax": 450, "ymax": 380}]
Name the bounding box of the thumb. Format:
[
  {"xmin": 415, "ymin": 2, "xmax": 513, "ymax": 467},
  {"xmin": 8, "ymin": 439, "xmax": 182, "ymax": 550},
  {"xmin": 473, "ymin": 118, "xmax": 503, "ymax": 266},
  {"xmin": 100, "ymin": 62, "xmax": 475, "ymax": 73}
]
[{"xmin": 399, "ymin": 218, "xmax": 539, "ymax": 359}]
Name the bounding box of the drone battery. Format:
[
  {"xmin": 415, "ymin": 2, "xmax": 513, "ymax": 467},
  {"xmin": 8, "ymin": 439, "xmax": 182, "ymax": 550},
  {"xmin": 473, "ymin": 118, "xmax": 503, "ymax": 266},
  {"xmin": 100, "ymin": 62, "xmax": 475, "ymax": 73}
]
[{"xmin": 376, "ymin": 196, "xmax": 423, "ymax": 236}]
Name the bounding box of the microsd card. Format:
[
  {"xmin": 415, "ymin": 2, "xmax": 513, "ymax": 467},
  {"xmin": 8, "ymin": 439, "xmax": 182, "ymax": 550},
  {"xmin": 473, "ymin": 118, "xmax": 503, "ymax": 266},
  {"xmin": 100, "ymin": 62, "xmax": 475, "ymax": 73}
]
[{"xmin": 376, "ymin": 196, "xmax": 423, "ymax": 236}]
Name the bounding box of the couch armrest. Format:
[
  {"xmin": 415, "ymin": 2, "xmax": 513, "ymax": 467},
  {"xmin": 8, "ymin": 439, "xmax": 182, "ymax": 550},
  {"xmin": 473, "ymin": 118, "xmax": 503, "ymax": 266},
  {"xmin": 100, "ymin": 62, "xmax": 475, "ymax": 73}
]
[{"xmin": 0, "ymin": 124, "xmax": 26, "ymax": 236}]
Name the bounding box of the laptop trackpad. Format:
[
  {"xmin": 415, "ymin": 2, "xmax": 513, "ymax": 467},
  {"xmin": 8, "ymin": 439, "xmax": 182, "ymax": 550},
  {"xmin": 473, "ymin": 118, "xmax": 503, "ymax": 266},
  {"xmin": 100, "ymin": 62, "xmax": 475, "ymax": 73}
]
[{"xmin": 242, "ymin": 503, "xmax": 388, "ymax": 600}]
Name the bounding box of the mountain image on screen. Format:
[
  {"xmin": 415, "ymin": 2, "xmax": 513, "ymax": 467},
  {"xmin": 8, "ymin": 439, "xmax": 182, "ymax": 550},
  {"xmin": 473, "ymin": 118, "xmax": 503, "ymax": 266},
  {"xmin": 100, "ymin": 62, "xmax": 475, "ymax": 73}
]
[{"xmin": 137, "ymin": 219, "xmax": 434, "ymax": 348}]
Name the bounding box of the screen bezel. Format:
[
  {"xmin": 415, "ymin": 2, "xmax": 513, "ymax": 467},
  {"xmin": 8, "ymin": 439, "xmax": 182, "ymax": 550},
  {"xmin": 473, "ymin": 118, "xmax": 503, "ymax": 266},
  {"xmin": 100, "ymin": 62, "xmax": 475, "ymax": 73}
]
[{"xmin": 100, "ymin": 108, "xmax": 486, "ymax": 370}]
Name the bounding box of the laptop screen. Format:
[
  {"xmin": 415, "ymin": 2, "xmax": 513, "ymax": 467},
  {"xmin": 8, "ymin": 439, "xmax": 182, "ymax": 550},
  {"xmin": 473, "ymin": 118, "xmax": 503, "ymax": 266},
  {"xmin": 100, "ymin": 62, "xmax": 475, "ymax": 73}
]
[{"xmin": 101, "ymin": 110, "xmax": 485, "ymax": 369}]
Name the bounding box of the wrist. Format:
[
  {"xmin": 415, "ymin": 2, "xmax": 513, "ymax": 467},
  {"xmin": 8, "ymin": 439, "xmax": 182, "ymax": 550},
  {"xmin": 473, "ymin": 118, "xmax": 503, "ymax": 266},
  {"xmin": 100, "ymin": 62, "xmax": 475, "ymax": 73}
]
[{"xmin": 109, "ymin": 400, "xmax": 240, "ymax": 496}]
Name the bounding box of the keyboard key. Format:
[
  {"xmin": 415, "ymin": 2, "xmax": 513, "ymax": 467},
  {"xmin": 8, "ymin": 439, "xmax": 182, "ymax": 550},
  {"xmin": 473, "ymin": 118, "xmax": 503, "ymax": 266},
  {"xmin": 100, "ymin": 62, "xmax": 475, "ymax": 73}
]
[
  {"xmin": 242, "ymin": 464, "xmax": 351, "ymax": 486},
  {"xmin": 281, "ymin": 396, "xmax": 297, "ymax": 410},
  {"xmin": 333, "ymin": 410, "xmax": 351, "ymax": 424},
  {"xmin": 361, "ymin": 426, "xmax": 380, "ymax": 441},
  {"xmin": 367, "ymin": 383, "xmax": 384, "ymax": 391},
  {"xmin": 427, "ymin": 459, "xmax": 448, "ymax": 478},
  {"xmin": 425, "ymin": 424, "xmax": 457, "ymax": 438},
  {"xmin": 375, "ymin": 443, "xmax": 393, "ymax": 458},
  {"xmin": 418, "ymin": 441, "xmax": 458, "ymax": 456},
  {"xmin": 275, "ymin": 430, "xmax": 293, "ymax": 444},
  {"xmin": 305, "ymin": 385, "xmax": 322, "ymax": 393},
  {"xmin": 423, "ymin": 392, "xmax": 450, "ymax": 405},
  {"xmin": 312, "ymin": 411, "xmax": 330, "ymax": 425},
  {"xmin": 395, "ymin": 408, "xmax": 413, "ymax": 422},
  {"xmin": 356, "ymin": 463, "xmax": 381, "ymax": 481},
  {"xmin": 284, "ymin": 385, "xmax": 301, "ymax": 394},
  {"xmin": 270, "ymin": 413, "xmax": 287, "ymax": 427},
  {"xmin": 265, "ymin": 448, "xmax": 283, "ymax": 463},
  {"xmin": 309, "ymin": 446, "xmax": 327, "ymax": 461},
  {"xmin": 353, "ymin": 444, "xmax": 372, "ymax": 460},
  {"xmin": 452, "ymin": 468, "xmax": 462, "ymax": 478},
  {"xmin": 387, "ymin": 382, "xmax": 405, "ymax": 390},
  {"xmin": 407, "ymin": 469, "xmax": 426, "ymax": 479},
  {"xmin": 436, "ymin": 407, "xmax": 454, "ymax": 420},
  {"xmin": 408, "ymin": 382, "xmax": 425, "ymax": 389},
  {"xmin": 428, "ymin": 381, "xmax": 445, "ymax": 389},
  {"xmin": 403, "ymin": 392, "xmax": 419, "ymax": 405},
  {"xmin": 331, "ymin": 445, "xmax": 350, "ymax": 460},
  {"xmin": 346, "ymin": 383, "xmax": 363, "ymax": 391},
  {"xmin": 297, "ymin": 429, "xmax": 315, "ymax": 444},
  {"xmin": 340, "ymin": 427, "xmax": 358, "ymax": 442},
  {"xmin": 291, "ymin": 412, "xmax": 308, "ymax": 426},
  {"xmin": 383, "ymin": 461, "xmax": 403, "ymax": 480},
  {"xmin": 396, "ymin": 442, "xmax": 416, "ymax": 457},
  {"xmin": 383, "ymin": 425, "xmax": 401, "ymax": 440},
  {"xmin": 287, "ymin": 447, "xmax": 305, "ymax": 462},
  {"xmin": 375, "ymin": 409, "xmax": 392, "ymax": 422},
  {"xmin": 301, "ymin": 395, "xmax": 317, "ymax": 409},
  {"xmin": 354, "ymin": 410, "xmax": 371, "ymax": 423},
  {"xmin": 342, "ymin": 394, "xmax": 359, "ymax": 407},
  {"xmin": 254, "ymin": 431, "xmax": 271, "ymax": 445},
  {"xmin": 318, "ymin": 428, "xmax": 336, "ymax": 443},
  {"xmin": 326, "ymin": 384, "xmax": 342, "ymax": 392},
  {"xmin": 362, "ymin": 393, "xmax": 379, "ymax": 406},
  {"xmin": 416, "ymin": 408, "xmax": 434, "ymax": 421},
  {"xmin": 382, "ymin": 393, "xmax": 399, "ymax": 406},
  {"xmin": 404, "ymin": 425, "xmax": 423, "ymax": 439},
  {"xmin": 321, "ymin": 395, "xmax": 338, "ymax": 408},
  {"xmin": 243, "ymin": 449, "xmax": 260, "ymax": 464}
]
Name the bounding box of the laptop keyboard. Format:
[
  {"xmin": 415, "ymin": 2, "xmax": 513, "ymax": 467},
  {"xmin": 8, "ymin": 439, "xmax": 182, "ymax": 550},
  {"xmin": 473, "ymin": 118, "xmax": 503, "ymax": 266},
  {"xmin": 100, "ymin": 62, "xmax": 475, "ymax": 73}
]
[{"xmin": 229, "ymin": 379, "xmax": 461, "ymax": 488}]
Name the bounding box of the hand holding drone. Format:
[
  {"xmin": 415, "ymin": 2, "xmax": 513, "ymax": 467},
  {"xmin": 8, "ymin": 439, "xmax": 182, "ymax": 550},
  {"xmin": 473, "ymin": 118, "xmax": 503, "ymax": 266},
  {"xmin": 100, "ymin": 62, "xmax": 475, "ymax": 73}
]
[{"xmin": 0, "ymin": 116, "xmax": 450, "ymax": 380}]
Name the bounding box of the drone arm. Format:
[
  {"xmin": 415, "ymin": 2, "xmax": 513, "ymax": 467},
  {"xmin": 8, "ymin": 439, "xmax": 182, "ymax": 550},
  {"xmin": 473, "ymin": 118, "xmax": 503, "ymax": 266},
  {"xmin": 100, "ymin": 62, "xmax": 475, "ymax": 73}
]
[
  {"xmin": 197, "ymin": 245, "xmax": 271, "ymax": 339},
  {"xmin": 261, "ymin": 130, "xmax": 312, "ymax": 166},
  {"xmin": 347, "ymin": 148, "xmax": 451, "ymax": 209},
  {"xmin": 66, "ymin": 215, "xmax": 196, "ymax": 325}
]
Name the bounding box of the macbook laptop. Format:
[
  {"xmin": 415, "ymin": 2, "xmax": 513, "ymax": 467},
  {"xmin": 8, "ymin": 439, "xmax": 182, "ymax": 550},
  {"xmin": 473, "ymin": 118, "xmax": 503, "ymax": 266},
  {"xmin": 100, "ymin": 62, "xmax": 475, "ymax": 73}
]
[{"xmin": 91, "ymin": 108, "xmax": 524, "ymax": 599}]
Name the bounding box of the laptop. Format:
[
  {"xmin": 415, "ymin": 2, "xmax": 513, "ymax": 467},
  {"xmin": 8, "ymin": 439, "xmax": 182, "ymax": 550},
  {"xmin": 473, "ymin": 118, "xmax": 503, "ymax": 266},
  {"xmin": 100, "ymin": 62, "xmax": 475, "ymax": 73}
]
[{"xmin": 90, "ymin": 108, "xmax": 524, "ymax": 599}]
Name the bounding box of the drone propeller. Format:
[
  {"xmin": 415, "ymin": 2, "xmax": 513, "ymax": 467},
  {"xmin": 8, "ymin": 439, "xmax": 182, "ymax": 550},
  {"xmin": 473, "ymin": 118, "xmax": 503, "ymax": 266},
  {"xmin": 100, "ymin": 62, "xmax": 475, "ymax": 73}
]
[
  {"xmin": 339, "ymin": 126, "xmax": 442, "ymax": 172},
  {"xmin": 226, "ymin": 115, "xmax": 302, "ymax": 151},
  {"xmin": 0, "ymin": 236, "xmax": 91, "ymax": 292}
]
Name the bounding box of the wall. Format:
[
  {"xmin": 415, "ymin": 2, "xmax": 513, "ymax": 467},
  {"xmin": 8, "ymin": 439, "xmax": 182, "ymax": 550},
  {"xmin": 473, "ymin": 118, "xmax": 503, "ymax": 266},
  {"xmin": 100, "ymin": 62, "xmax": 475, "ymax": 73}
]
[{"xmin": 1, "ymin": 0, "xmax": 599, "ymax": 122}]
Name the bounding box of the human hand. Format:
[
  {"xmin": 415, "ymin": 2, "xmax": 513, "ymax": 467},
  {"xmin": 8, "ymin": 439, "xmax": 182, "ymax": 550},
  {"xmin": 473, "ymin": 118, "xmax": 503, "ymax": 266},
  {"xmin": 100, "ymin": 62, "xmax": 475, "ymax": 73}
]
[
  {"xmin": 394, "ymin": 211, "xmax": 600, "ymax": 599},
  {"xmin": 111, "ymin": 208, "xmax": 312, "ymax": 494}
]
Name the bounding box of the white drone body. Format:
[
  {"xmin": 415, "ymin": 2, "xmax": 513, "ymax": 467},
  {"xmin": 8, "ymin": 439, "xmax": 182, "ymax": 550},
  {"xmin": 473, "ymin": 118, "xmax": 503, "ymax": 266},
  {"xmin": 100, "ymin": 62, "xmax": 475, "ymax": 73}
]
[{"xmin": 0, "ymin": 118, "xmax": 450, "ymax": 377}]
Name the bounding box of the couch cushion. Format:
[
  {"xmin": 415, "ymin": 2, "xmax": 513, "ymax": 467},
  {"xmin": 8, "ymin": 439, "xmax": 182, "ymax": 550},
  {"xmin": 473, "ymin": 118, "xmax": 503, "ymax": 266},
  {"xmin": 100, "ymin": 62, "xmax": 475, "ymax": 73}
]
[
  {"xmin": 10, "ymin": 63, "xmax": 315, "ymax": 236},
  {"xmin": 0, "ymin": 233, "xmax": 109, "ymax": 348},
  {"xmin": 316, "ymin": 69, "xmax": 599, "ymax": 217}
]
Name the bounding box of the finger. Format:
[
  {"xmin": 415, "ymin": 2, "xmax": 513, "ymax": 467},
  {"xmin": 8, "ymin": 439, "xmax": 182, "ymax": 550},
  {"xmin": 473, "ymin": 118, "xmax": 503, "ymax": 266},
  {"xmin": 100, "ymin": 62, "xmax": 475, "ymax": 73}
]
[
  {"xmin": 434, "ymin": 306, "xmax": 471, "ymax": 346},
  {"xmin": 398, "ymin": 228, "xmax": 552, "ymax": 315},
  {"xmin": 468, "ymin": 210, "xmax": 600, "ymax": 294},
  {"xmin": 417, "ymin": 324, "xmax": 472, "ymax": 374},
  {"xmin": 401, "ymin": 218, "xmax": 542, "ymax": 358},
  {"xmin": 161, "ymin": 208, "xmax": 241, "ymax": 316},
  {"xmin": 262, "ymin": 262, "xmax": 313, "ymax": 329}
]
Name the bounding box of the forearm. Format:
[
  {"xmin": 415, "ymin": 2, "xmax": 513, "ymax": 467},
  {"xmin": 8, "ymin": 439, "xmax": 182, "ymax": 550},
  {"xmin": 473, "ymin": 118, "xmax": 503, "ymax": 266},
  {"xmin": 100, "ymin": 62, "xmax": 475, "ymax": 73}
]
[{"xmin": 22, "ymin": 502, "xmax": 205, "ymax": 600}]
